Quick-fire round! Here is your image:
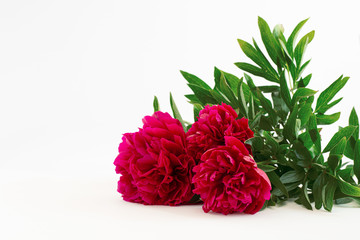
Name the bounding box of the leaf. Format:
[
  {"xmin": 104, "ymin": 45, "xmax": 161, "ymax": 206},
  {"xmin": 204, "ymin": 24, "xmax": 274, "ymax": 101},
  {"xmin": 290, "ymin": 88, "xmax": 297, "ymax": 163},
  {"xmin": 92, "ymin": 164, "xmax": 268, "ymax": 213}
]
[
  {"xmin": 237, "ymin": 81, "xmax": 248, "ymax": 117},
  {"xmin": 185, "ymin": 94, "xmax": 201, "ymax": 104},
  {"xmin": 257, "ymin": 85, "xmax": 279, "ymax": 93},
  {"xmin": 280, "ymin": 170, "xmax": 304, "ymax": 184},
  {"xmin": 283, "ymin": 105, "xmax": 298, "ymax": 141},
  {"xmin": 297, "ymin": 59, "xmax": 311, "ymax": 80},
  {"xmin": 330, "ymin": 137, "xmax": 347, "ymax": 155},
  {"xmin": 259, "ymin": 116, "xmax": 274, "ymax": 131},
  {"xmin": 237, "ymin": 39, "xmax": 278, "ymax": 81},
  {"xmin": 279, "ymin": 71, "xmax": 291, "ymax": 109},
  {"xmin": 169, "ymin": 93, "xmax": 186, "ymax": 131},
  {"xmin": 263, "ymin": 131, "xmax": 279, "ymax": 153},
  {"xmin": 290, "ymin": 88, "xmax": 317, "ymax": 106},
  {"xmin": 316, "ymin": 98, "xmax": 342, "ymax": 114},
  {"xmin": 234, "ymin": 62, "xmax": 279, "ymax": 83},
  {"xmin": 298, "ymin": 97, "xmax": 313, "ymax": 128},
  {"xmin": 308, "ymin": 114, "xmax": 321, "ymax": 155},
  {"xmin": 337, "ymin": 177, "xmax": 360, "ymax": 197},
  {"xmin": 349, "ymin": 107, "xmax": 359, "ymax": 139},
  {"xmin": 298, "ymin": 74, "xmax": 312, "ymax": 88},
  {"xmin": 354, "ymin": 139, "xmax": 360, "ymax": 184},
  {"xmin": 315, "ymin": 75, "xmax": 349, "ymax": 113},
  {"xmin": 180, "ymin": 70, "xmax": 211, "ymax": 90},
  {"xmin": 219, "ymin": 72, "xmax": 240, "ymax": 109},
  {"xmin": 292, "ymin": 140, "xmax": 312, "ymax": 167},
  {"xmin": 328, "ymin": 154, "xmax": 342, "ymax": 172},
  {"xmin": 271, "ymin": 90, "xmax": 289, "ymax": 120},
  {"xmin": 323, "ymin": 126, "xmax": 357, "ymax": 152},
  {"xmin": 252, "ymin": 38, "xmax": 279, "ymax": 77},
  {"xmin": 316, "ymin": 112, "xmax": 341, "ymax": 125},
  {"xmin": 286, "ymin": 18, "xmax": 309, "ymax": 57},
  {"xmin": 188, "ymin": 84, "xmax": 217, "ymax": 105},
  {"xmin": 245, "ymin": 136, "xmax": 264, "ymax": 151},
  {"xmin": 153, "ymin": 96, "xmax": 159, "ymax": 112},
  {"xmin": 221, "ymin": 70, "xmax": 243, "ymax": 93},
  {"xmin": 245, "ymin": 74, "xmax": 277, "ymax": 124},
  {"xmin": 258, "ymin": 17, "xmax": 283, "ymax": 66},
  {"xmin": 294, "ymin": 30, "xmax": 315, "ymax": 67},
  {"xmin": 300, "ymin": 181, "xmax": 313, "ymax": 210},
  {"xmin": 313, "ymin": 173, "xmax": 325, "ymax": 209},
  {"xmin": 267, "ymin": 171, "xmax": 289, "ymax": 198},
  {"xmin": 323, "ymin": 177, "xmax": 337, "ymax": 211},
  {"xmin": 257, "ymin": 164, "xmax": 277, "ymax": 173}
]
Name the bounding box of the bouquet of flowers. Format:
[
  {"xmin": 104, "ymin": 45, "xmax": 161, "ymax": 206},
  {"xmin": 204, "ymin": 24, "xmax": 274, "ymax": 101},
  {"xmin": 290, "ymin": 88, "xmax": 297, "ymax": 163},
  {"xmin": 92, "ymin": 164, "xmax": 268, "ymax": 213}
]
[{"xmin": 114, "ymin": 17, "xmax": 360, "ymax": 214}]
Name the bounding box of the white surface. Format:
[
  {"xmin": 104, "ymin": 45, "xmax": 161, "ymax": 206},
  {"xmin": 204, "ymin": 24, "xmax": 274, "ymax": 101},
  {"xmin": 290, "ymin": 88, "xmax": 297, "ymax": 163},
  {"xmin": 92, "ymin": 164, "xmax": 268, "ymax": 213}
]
[{"xmin": 1, "ymin": 0, "xmax": 360, "ymax": 239}]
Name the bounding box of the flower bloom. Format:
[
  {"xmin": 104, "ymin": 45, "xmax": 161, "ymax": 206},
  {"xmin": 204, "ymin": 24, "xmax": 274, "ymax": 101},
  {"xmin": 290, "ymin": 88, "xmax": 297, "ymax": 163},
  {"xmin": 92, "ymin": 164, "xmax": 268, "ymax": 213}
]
[
  {"xmin": 114, "ymin": 111, "xmax": 195, "ymax": 206},
  {"xmin": 192, "ymin": 136, "xmax": 271, "ymax": 215},
  {"xmin": 186, "ymin": 103, "xmax": 254, "ymax": 162}
]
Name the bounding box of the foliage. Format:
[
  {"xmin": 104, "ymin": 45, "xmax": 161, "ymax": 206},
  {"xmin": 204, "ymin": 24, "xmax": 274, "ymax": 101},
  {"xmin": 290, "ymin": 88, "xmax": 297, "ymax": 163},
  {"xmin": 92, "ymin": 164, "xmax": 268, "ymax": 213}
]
[{"xmin": 175, "ymin": 17, "xmax": 360, "ymax": 211}]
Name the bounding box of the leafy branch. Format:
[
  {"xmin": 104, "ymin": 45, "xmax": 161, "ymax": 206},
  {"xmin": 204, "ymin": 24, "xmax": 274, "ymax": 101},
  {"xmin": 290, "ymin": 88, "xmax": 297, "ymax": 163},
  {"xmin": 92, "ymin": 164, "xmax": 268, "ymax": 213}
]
[{"xmin": 180, "ymin": 16, "xmax": 360, "ymax": 211}]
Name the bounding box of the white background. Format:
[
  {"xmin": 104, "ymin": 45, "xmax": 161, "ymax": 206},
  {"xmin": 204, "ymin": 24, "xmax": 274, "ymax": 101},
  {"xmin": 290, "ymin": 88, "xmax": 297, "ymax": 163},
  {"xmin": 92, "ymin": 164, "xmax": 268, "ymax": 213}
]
[{"xmin": 1, "ymin": 0, "xmax": 360, "ymax": 239}]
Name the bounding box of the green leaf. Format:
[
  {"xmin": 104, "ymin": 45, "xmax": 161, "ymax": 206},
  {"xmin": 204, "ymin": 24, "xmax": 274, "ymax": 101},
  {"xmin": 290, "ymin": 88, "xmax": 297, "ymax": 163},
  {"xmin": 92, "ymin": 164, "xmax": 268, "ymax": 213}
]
[
  {"xmin": 235, "ymin": 62, "xmax": 279, "ymax": 83},
  {"xmin": 330, "ymin": 137, "xmax": 347, "ymax": 155},
  {"xmin": 153, "ymin": 96, "xmax": 159, "ymax": 112},
  {"xmin": 169, "ymin": 93, "xmax": 186, "ymax": 131},
  {"xmin": 315, "ymin": 75, "xmax": 349, "ymax": 113},
  {"xmin": 323, "ymin": 126, "xmax": 357, "ymax": 152},
  {"xmin": 313, "ymin": 173, "xmax": 325, "ymax": 209},
  {"xmin": 349, "ymin": 107, "xmax": 359, "ymax": 139},
  {"xmin": 219, "ymin": 72, "xmax": 240, "ymax": 109},
  {"xmin": 185, "ymin": 94, "xmax": 201, "ymax": 104},
  {"xmin": 298, "ymin": 74, "xmax": 312, "ymax": 88},
  {"xmin": 300, "ymin": 181, "xmax": 313, "ymax": 210},
  {"xmin": 252, "ymin": 38, "xmax": 279, "ymax": 78},
  {"xmin": 221, "ymin": 70, "xmax": 243, "ymax": 93},
  {"xmin": 258, "ymin": 17, "xmax": 283, "ymax": 66},
  {"xmin": 297, "ymin": 59, "xmax": 311, "ymax": 80},
  {"xmin": 188, "ymin": 84, "xmax": 217, "ymax": 105},
  {"xmin": 263, "ymin": 131, "xmax": 279, "ymax": 153},
  {"xmin": 291, "ymin": 88, "xmax": 317, "ymax": 106},
  {"xmin": 294, "ymin": 30, "xmax": 315, "ymax": 67},
  {"xmin": 284, "ymin": 105, "xmax": 299, "ymax": 141},
  {"xmin": 286, "ymin": 18, "xmax": 309, "ymax": 57},
  {"xmin": 245, "ymin": 74, "xmax": 277, "ymax": 124},
  {"xmin": 245, "ymin": 136, "xmax": 264, "ymax": 151},
  {"xmin": 308, "ymin": 114, "xmax": 321, "ymax": 155},
  {"xmin": 257, "ymin": 164, "xmax": 277, "ymax": 173},
  {"xmin": 316, "ymin": 98, "xmax": 342, "ymax": 114},
  {"xmin": 237, "ymin": 80, "xmax": 248, "ymax": 117},
  {"xmin": 280, "ymin": 170, "xmax": 304, "ymax": 184},
  {"xmin": 259, "ymin": 116, "xmax": 274, "ymax": 131},
  {"xmin": 298, "ymin": 97, "xmax": 313, "ymax": 128},
  {"xmin": 271, "ymin": 90, "xmax": 289, "ymax": 120},
  {"xmin": 328, "ymin": 154, "xmax": 342, "ymax": 172},
  {"xmin": 267, "ymin": 171, "xmax": 289, "ymax": 198},
  {"xmin": 354, "ymin": 139, "xmax": 360, "ymax": 184},
  {"xmin": 337, "ymin": 177, "xmax": 360, "ymax": 197},
  {"xmin": 279, "ymin": 71, "xmax": 291, "ymax": 109},
  {"xmin": 293, "ymin": 140, "xmax": 312, "ymax": 167},
  {"xmin": 237, "ymin": 39, "xmax": 278, "ymax": 81},
  {"xmin": 257, "ymin": 85, "xmax": 279, "ymax": 93},
  {"xmin": 316, "ymin": 112, "xmax": 341, "ymax": 125},
  {"xmin": 323, "ymin": 177, "xmax": 337, "ymax": 211},
  {"xmin": 180, "ymin": 70, "xmax": 211, "ymax": 90}
]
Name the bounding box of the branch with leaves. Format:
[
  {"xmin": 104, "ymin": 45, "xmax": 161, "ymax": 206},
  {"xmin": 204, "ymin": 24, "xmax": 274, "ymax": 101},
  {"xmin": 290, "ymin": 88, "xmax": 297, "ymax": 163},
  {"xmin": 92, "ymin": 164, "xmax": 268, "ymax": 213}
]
[{"xmin": 163, "ymin": 17, "xmax": 360, "ymax": 211}]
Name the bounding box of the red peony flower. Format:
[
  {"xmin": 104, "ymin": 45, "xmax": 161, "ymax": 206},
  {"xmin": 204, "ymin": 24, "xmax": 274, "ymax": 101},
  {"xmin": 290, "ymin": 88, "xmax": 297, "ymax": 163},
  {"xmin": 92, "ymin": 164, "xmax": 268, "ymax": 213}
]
[
  {"xmin": 192, "ymin": 136, "xmax": 271, "ymax": 215},
  {"xmin": 114, "ymin": 111, "xmax": 195, "ymax": 206},
  {"xmin": 186, "ymin": 103, "xmax": 254, "ymax": 162}
]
